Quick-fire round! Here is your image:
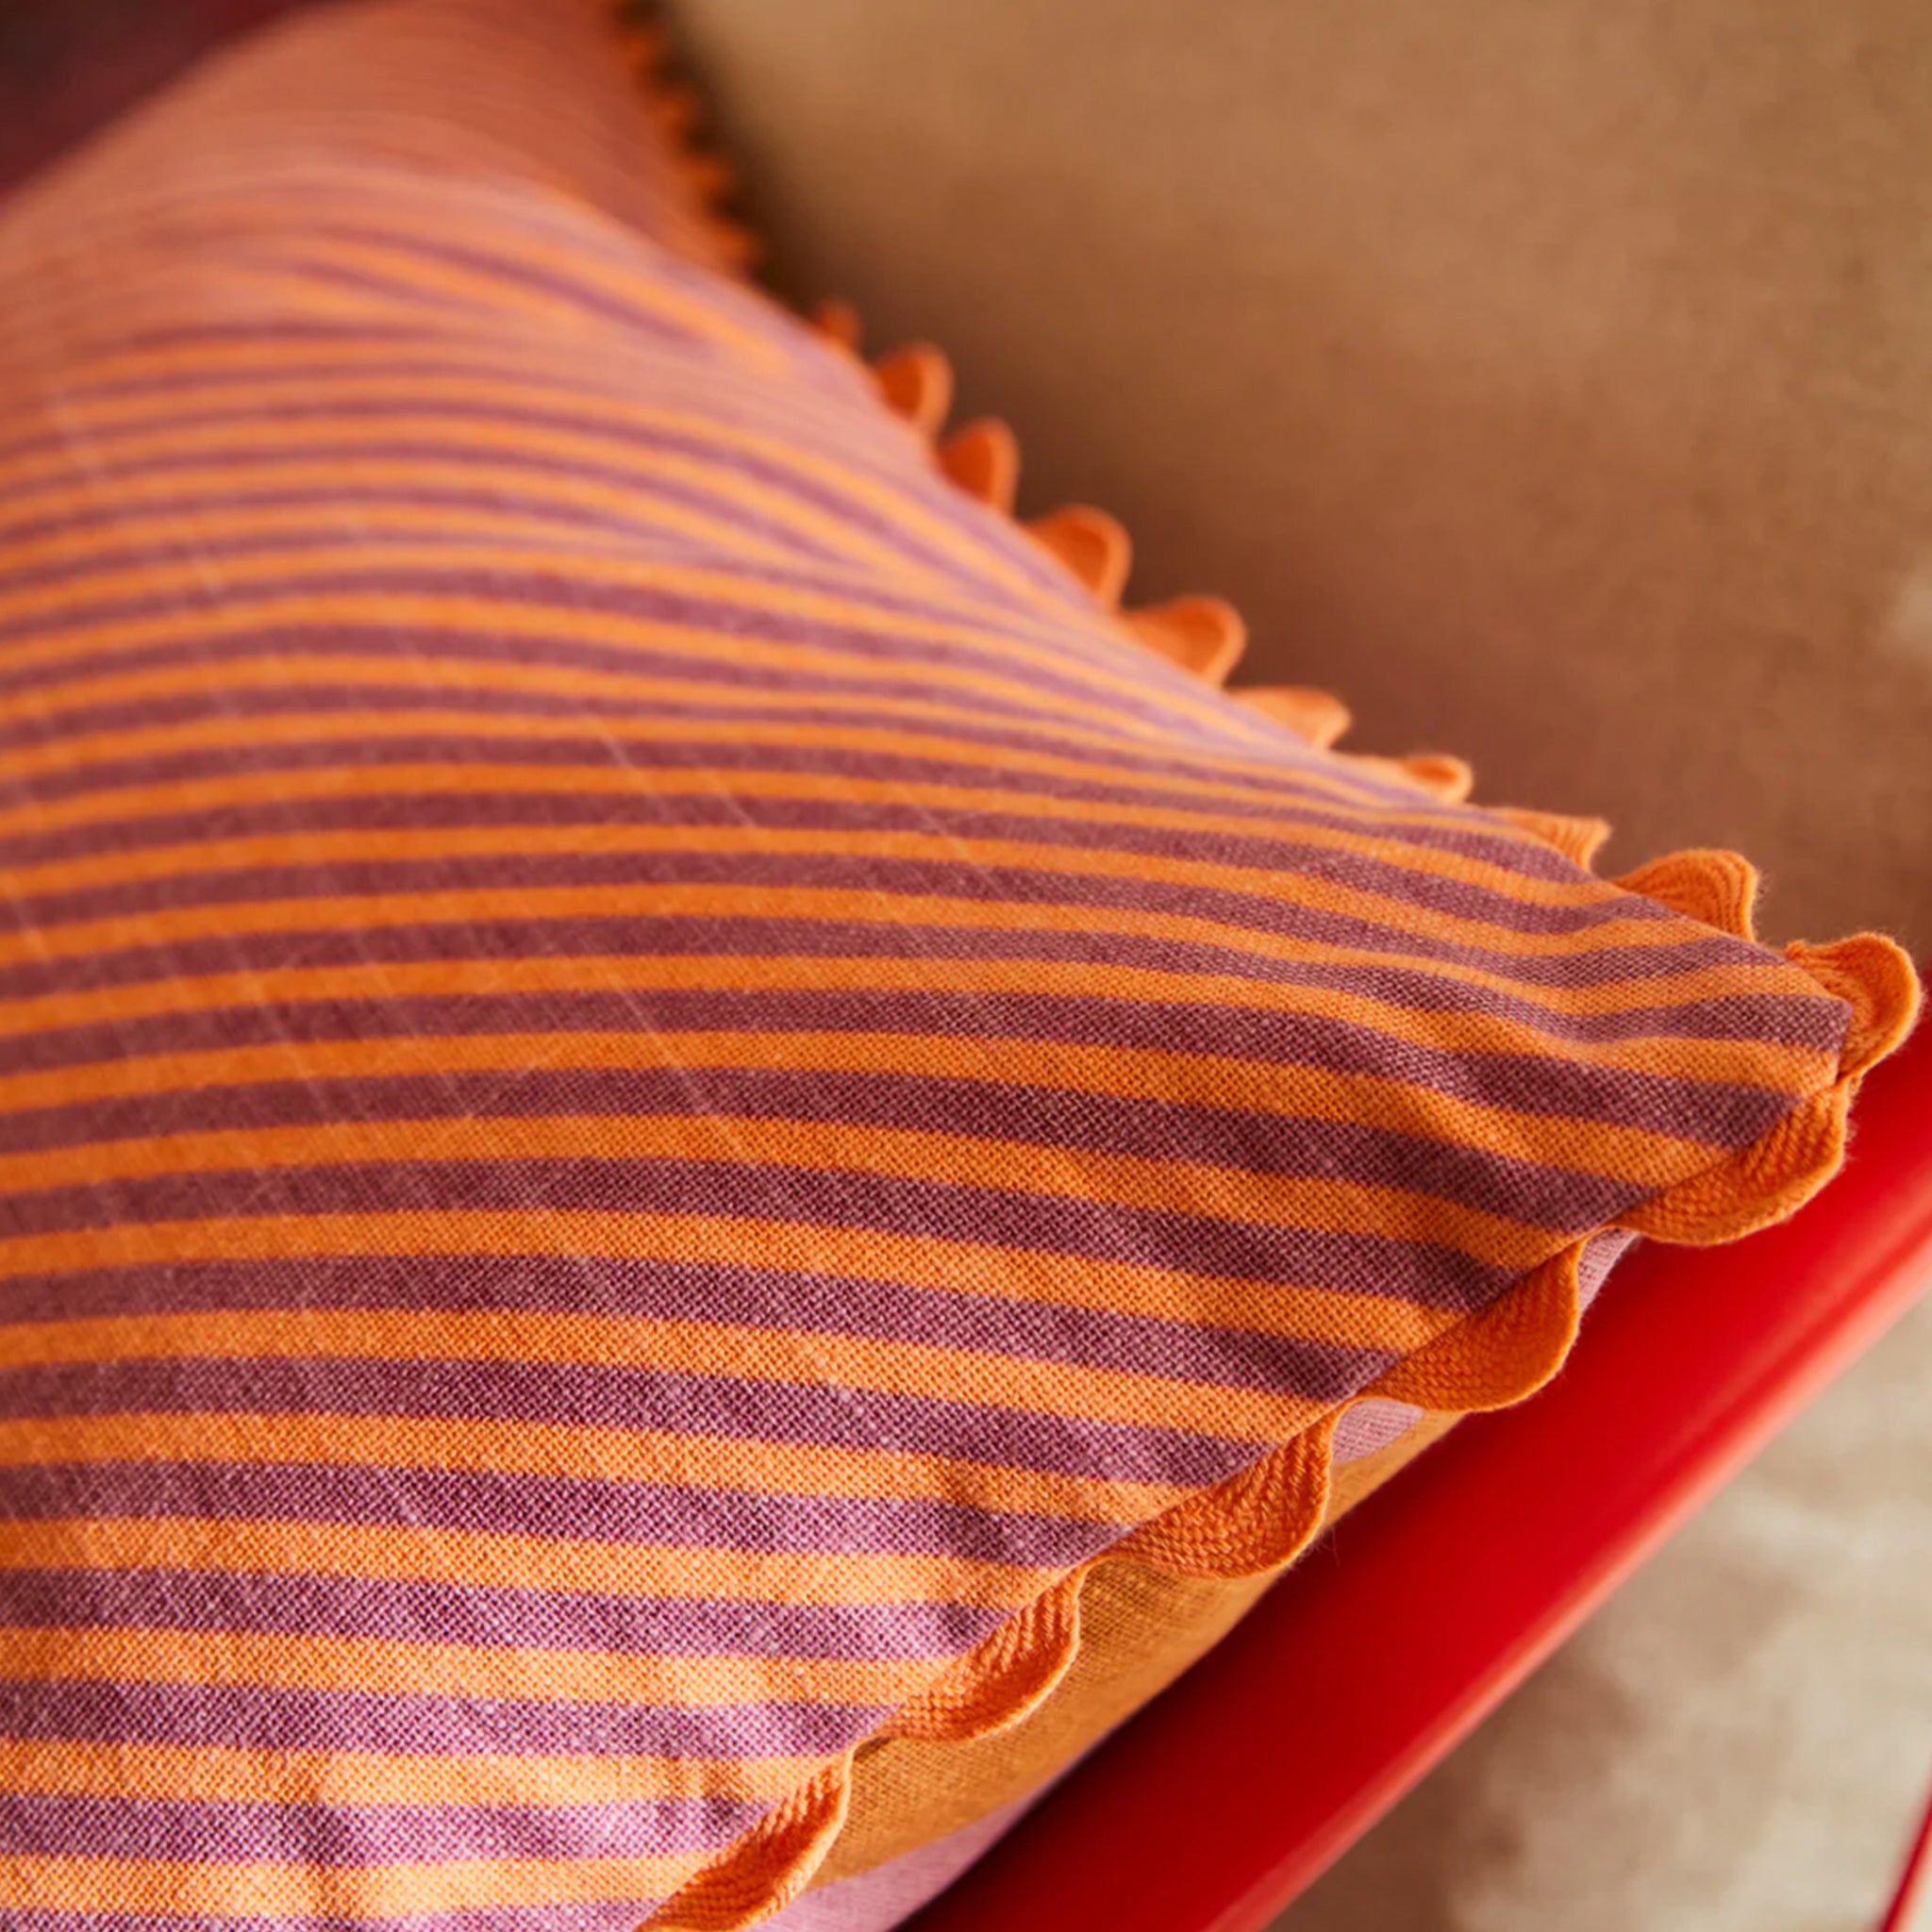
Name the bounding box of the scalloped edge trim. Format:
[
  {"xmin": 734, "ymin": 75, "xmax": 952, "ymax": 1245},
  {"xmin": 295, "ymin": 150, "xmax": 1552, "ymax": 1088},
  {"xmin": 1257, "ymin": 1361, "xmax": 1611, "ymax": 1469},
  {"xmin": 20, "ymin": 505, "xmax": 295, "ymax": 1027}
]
[
  {"xmin": 612, "ymin": 2, "xmax": 761, "ymax": 273},
  {"xmin": 1493, "ymin": 806, "xmax": 1612, "ymax": 870},
  {"xmin": 938, "ymin": 419, "xmax": 1021, "ymax": 515},
  {"xmin": 654, "ymin": 1758, "xmax": 851, "ymax": 1932},
  {"xmin": 1616, "ymin": 847, "xmax": 1762, "ymax": 942},
  {"xmin": 1339, "ymin": 750, "xmax": 1475, "ymax": 805},
  {"xmin": 872, "ymin": 342, "xmax": 954, "ymax": 438},
  {"xmin": 1240, "ymin": 685, "xmax": 1354, "ymax": 751},
  {"xmin": 609, "ymin": 20, "xmax": 1924, "ymax": 1923},
  {"xmin": 1123, "ymin": 595, "xmax": 1248, "ymax": 684},
  {"xmin": 1025, "ymin": 505, "xmax": 1132, "ymax": 607}
]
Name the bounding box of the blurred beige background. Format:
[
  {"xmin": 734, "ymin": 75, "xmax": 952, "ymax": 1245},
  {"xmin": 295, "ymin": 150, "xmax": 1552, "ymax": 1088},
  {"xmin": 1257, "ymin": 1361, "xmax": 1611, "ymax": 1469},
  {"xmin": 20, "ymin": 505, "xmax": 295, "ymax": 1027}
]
[
  {"xmin": 675, "ymin": 2, "xmax": 1932, "ymax": 1924},
  {"xmin": 680, "ymin": 0, "xmax": 1932, "ymax": 955},
  {"xmin": 1284, "ymin": 1293, "xmax": 1932, "ymax": 1932}
]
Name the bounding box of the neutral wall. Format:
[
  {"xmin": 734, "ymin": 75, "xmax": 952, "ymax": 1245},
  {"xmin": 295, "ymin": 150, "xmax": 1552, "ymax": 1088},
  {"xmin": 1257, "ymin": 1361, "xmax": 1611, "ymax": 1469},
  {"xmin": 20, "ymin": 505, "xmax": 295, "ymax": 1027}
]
[{"xmin": 676, "ymin": 0, "xmax": 1932, "ymax": 950}]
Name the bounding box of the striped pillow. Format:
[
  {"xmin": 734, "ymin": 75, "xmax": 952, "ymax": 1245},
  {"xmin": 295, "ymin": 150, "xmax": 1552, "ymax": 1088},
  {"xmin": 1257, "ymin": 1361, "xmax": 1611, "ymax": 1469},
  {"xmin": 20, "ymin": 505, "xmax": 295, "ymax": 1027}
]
[{"xmin": 0, "ymin": 3, "xmax": 1916, "ymax": 1928}]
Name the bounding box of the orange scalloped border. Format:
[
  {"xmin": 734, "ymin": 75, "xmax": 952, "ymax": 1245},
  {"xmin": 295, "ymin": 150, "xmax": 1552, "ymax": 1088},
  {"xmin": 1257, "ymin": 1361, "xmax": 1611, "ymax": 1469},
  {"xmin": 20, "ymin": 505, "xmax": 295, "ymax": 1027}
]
[{"xmin": 611, "ymin": 18, "xmax": 1924, "ymax": 1923}]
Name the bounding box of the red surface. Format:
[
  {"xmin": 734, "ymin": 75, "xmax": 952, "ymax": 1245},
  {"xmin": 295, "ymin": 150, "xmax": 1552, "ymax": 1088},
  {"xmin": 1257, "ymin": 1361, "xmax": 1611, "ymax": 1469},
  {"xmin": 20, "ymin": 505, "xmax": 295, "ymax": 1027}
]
[
  {"xmin": 1878, "ymin": 1768, "xmax": 1932, "ymax": 1932},
  {"xmin": 913, "ymin": 1002, "xmax": 1932, "ymax": 1932}
]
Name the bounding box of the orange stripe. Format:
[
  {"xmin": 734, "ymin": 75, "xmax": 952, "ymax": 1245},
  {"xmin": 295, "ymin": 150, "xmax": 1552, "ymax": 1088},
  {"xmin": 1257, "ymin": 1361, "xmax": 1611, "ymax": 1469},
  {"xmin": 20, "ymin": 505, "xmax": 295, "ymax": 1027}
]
[
  {"xmin": 0, "ymin": 441, "xmax": 857, "ymax": 586},
  {"xmin": 2, "ymin": 1109, "xmax": 1560, "ymax": 1272},
  {"xmin": 1, "ymin": 1307, "xmax": 1329, "ymax": 1446},
  {"xmin": 232, "ymin": 204, "xmax": 782, "ymax": 366},
  {"xmin": 0, "ymin": 633, "xmax": 1723, "ymax": 950},
  {"xmin": 2, "ymin": 700, "xmax": 1490, "ymax": 853},
  {"xmin": 0, "ymin": 1010, "xmax": 1732, "ymax": 1202},
  {"xmin": 1, "ymin": 1625, "xmax": 928, "ymax": 1709},
  {"xmin": 26, "ymin": 325, "xmax": 888, "ymax": 532},
  {"xmin": 0, "ymin": 1516, "xmax": 1039, "ymax": 1611},
  {"xmin": 0, "ymin": 1412, "xmax": 1185, "ymax": 1526},
  {"xmin": 0, "ymin": 495, "xmax": 1177, "ymax": 709},
  {"xmin": 0, "ymin": 664, "xmax": 1474, "ymax": 865},
  {"xmin": 256, "ymin": 208, "xmax": 792, "ymax": 371},
  {"xmin": 0, "ymin": 673, "xmax": 1641, "ymax": 916},
  {"xmin": 1, "ymin": 809, "xmax": 1756, "ymax": 963},
  {"xmin": 35, "ymin": 293, "xmax": 791, "ymax": 395},
  {"xmin": 2, "ymin": 493, "xmax": 1015, "ymax": 650},
  {"xmin": 27, "ymin": 363, "xmax": 1105, "ymax": 624},
  {"xmin": 0, "ymin": 1737, "xmax": 811, "ymax": 1806},
  {"xmin": 0, "ymin": 514, "xmax": 1290, "ymax": 774},
  {"xmin": 2, "ymin": 621, "xmax": 1181, "ymax": 773},
  {"xmin": 32, "ymin": 294, "xmax": 769, "ymax": 401},
  {"xmin": 2, "ymin": 189, "xmax": 787, "ymax": 379},
  {"xmin": 0, "ymin": 1024, "xmax": 1792, "ymax": 1194},
  {"xmin": 0, "ymin": 876, "xmax": 1800, "ymax": 1074},
  {"xmin": 0, "ymin": 454, "xmax": 880, "ymax": 593},
  {"xmin": 0, "ymin": 1848, "xmax": 710, "ymax": 1915},
  {"xmin": 0, "ymin": 405, "xmax": 990, "ymax": 600},
  {"xmin": 0, "ymin": 255, "xmax": 413, "ymax": 345},
  {"xmin": 0, "ymin": 497, "xmax": 690, "ymax": 580},
  {"xmin": 0, "ymin": 1210, "xmax": 1452, "ymax": 1363},
  {"xmin": 0, "ymin": 642, "xmax": 1115, "ymax": 758},
  {"xmin": 0, "ymin": 552, "xmax": 1229, "ymax": 762},
  {"xmin": 39, "ymin": 326, "xmax": 886, "ymax": 500},
  {"xmin": 0, "ymin": 929, "xmax": 1832, "ymax": 1090},
  {"xmin": 0, "ymin": 567, "xmax": 1188, "ymax": 754}
]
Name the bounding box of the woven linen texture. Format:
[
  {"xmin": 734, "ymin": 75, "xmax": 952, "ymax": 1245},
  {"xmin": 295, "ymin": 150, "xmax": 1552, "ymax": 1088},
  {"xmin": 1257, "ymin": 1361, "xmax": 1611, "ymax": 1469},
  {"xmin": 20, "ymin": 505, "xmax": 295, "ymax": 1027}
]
[{"xmin": 0, "ymin": 1, "xmax": 1891, "ymax": 1925}]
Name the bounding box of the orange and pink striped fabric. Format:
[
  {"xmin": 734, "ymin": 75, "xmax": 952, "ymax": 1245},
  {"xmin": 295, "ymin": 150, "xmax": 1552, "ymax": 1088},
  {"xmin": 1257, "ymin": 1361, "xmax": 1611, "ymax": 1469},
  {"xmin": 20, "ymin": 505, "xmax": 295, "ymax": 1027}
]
[{"xmin": 0, "ymin": 2, "xmax": 1916, "ymax": 1926}]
